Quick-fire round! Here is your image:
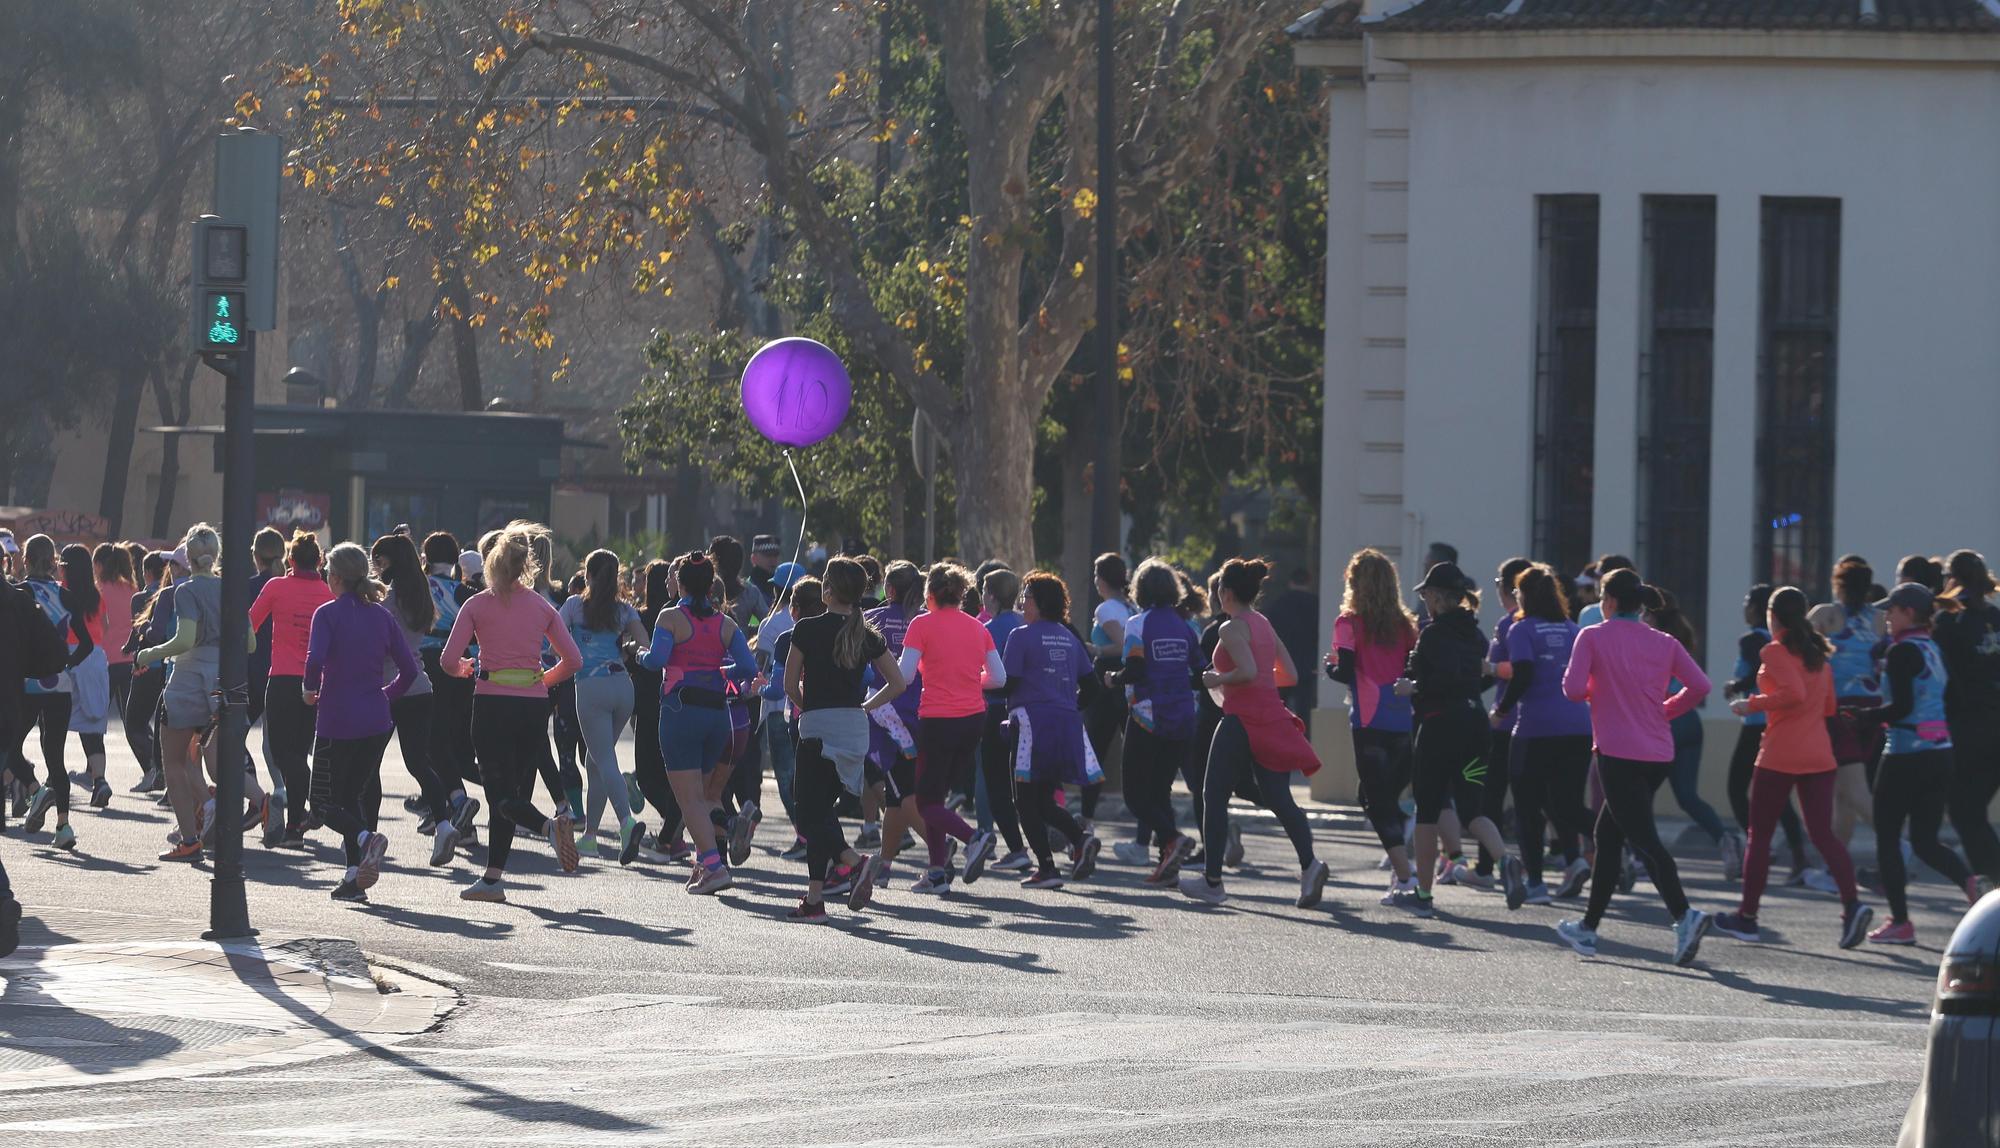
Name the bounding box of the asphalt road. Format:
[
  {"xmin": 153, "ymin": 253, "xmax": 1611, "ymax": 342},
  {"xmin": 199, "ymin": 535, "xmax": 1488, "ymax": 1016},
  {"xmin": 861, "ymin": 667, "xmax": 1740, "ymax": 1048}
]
[{"xmin": 1, "ymin": 729, "xmax": 1947, "ymax": 1146}]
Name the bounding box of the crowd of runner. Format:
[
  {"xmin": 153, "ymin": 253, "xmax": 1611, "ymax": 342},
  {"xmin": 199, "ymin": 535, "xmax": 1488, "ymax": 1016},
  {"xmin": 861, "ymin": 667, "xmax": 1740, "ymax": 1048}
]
[{"xmin": 0, "ymin": 520, "xmax": 1994, "ymax": 965}]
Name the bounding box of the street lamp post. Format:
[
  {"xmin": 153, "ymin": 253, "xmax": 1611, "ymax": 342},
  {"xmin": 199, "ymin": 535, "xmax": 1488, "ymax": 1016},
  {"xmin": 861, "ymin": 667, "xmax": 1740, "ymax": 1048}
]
[{"xmin": 1092, "ymin": 0, "xmax": 1121, "ymax": 563}]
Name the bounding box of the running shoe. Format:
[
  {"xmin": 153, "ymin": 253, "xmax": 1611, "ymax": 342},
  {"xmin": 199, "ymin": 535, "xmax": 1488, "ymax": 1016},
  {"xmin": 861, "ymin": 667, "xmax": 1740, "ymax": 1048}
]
[
  {"xmin": 1452, "ymin": 866, "xmax": 1491, "ymax": 892},
  {"xmin": 898, "ymin": 828, "xmax": 917, "ymax": 852},
  {"xmin": 1868, "ymin": 919, "xmax": 1916, "ymax": 945},
  {"xmin": 1802, "ymin": 868, "xmax": 1841, "ymax": 895},
  {"xmin": 52, "ymin": 823, "xmax": 76, "ymax": 852},
  {"xmin": 1389, "ymin": 888, "xmax": 1434, "ymax": 918},
  {"xmin": 129, "ymin": 768, "xmax": 161, "ymax": 794},
  {"xmin": 1672, "ymin": 909, "xmax": 1711, "ymax": 968},
  {"xmin": 961, "ymin": 830, "xmax": 997, "ymax": 884},
  {"xmin": 548, "ymin": 813, "xmax": 579, "ymax": 873},
  {"xmin": 1523, "ymin": 882, "xmax": 1552, "ymax": 906},
  {"xmin": 1438, "ymin": 860, "xmax": 1472, "ymax": 887},
  {"xmin": 728, "ymin": 800, "xmax": 760, "ymax": 866},
  {"xmin": 158, "ymin": 841, "xmax": 203, "ymax": 864},
  {"xmin": 1503, "ymin": 856, "xmax": 1528, "ymax": 911},
  {"xmin": 416, "ymin": 814, "xmax": 437, "ymax": 836},
  {"xmin": 279, "ymin": 827, "xmax": 310, "ymax": 850},
  {"xmin": 1297, "ymin": 859, "xmax": 1330, "ymax": 909},
  {"xmin": 402, "ymin": 792, "xmax": 426, "ymax": 813},
  {"xmin": 152, "ymin": 789, "xmax": 173, "ymax": 808},
  {"xmin": 1552, "ymin": 858, "xmax": 1588, "ymax": 899},
  {"xmin": 575, "ymin": 835, "xmax": 600, "ymax": 859},
  {"xmin": 1178, "ymin": 871, "xmax": 1227, "ymax": 905},
  {"xmin": 1148, "ymin": 836, "xmax": 1196, "ymax": 886},
  {"xmin": 1022, "ymin": 865, "xmax": 1065, "ymax": 890},
  {"xmin": 332, "ymin": 878, "xmax": 368, "ymax": 903},
  {"xmin": 357, "ymin": 830, "xmax": 389, "ymax": 890},
  {"xmin": 786, "ymin": 898, "xmax": 829, "ymax": 923},
  {"xmin": 460, "ymin": 877, "xmax": 506, "ymax": 903},
  {"xmin": 1554, "ymin": 918, "xmax": 1598, "ymax": 957},
  {"xmin": 430, "ymin": 822, "xmax": 462, "ymax": 867},
  {"xmin": 450, "ymin": 794, "xmax": 482, "ymax": 837},
  {"xmin": 1720, "ymin": 831, "xmax": 1746, "ymax": 883},
  {"xmin": 1380, "ymin": 875, "xmax": 1418, "ymax": 905},
  {"xmin": 22, "ymin": 787, "xmax": 52, "ymax": 834},
  {"xmin": 90, "ymin": 778, "xmax": 112, "ymax": 809},
  {"xmin": 854, "ymin": 825, "xmax": 882, "ymax": 850},
  {"xmin": 69, "ymin": 770, "xmax": 89, "ymax": 789},
  {"xmin": 260, "ymin": 798, "xmax": 284, "ymax": 848},
  {"xmin": 1047, "ymin": 826, "xmax": 1069, "ymax": 856},
  {"xmin": 242, "ymin": 795, "xmax": 270, "ymax": 834},
  {"xmin": 823, "ymin": 864, "xmax": 858, "ymax": 897},
  {"xmin": 626, "ymin": 773, "xmax": 645, "ymax": 815},
  {"xmin": 1112, "ymin": 840, "xmax": 1151, "ymax": 866},
  {"xmin": 1223, "ymin": 823, "xmax": 1245, "ymax": 869},
  {"xmin": 1069, "ymin": 834, "xmax": 1102, "ymax": 882},
  {"xmin": 780, "ymin": 837, "xmax": 809, "ymax": 863},
  {"xmin": 689, "ymin": 863, "xmax": 733, "ymax": 896},
  {"xmin": 196, "ymin": 798, "xmax": 216, "ymax": 848},
  {"xmin": 1839, "ymin": 904, "xmax": 1875, "ymax": 950},
  {"xmin": 990, "ymin": 849, "xmax": 1034, "ymax": 874},
  {"xmin": 945, "ymin": 792, "xmax": 969, "ymax": 816},
  {"xmin": 10, "ymin": 779, "xmax": 28, "ymax": 817},
  {"xmin": 875, "ymin": 859, "xmax": 894, "ymax": 890},
  {"xmin": 1710, "ymin": 911, "xmax": 1760, "ymax": 941},
  {"xmin": 910, "ymin": 868, "xmax": 953, "ymax": 896},
  {"xmin": 619, "ymin": 818, "xmax": 646, "ymax": 866},
  {"xmin": 847, "ymin": 854, "xmax": 880, "ymax": 911}
]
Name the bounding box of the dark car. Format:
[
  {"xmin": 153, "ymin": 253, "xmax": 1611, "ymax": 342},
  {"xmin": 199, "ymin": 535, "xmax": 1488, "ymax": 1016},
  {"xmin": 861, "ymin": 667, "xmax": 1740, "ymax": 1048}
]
[{"xmin": 1902, "ymin": 891, "xmax": 2000, "ymax": 1146}]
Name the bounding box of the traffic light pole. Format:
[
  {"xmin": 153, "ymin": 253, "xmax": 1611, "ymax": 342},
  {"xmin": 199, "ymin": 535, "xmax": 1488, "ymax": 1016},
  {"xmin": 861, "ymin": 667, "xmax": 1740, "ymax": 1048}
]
[{"xmin": 202, "ymin": 332, "xmax": 257, "ymax": 941}]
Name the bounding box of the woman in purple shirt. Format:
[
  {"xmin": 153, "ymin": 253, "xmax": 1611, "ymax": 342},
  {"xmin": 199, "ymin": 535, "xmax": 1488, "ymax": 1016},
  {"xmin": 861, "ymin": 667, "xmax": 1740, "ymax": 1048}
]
[
  {"xmin": 1492, "ymin": 564, "xmax": 1595, "ymax": 904},
  {"xmin": 304, "ymin": 543, "xmax": 422, "ymax": 903},
  {"xmin": 1001, "ymin": 572, "xmax": 1104, "ymax": 889}
]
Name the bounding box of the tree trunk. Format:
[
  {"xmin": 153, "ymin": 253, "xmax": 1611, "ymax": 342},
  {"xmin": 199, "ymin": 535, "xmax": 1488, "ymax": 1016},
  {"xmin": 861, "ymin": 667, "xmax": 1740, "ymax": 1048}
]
[
  {"xmin": 1059, "ymin": 425, "xmax": 1093, "ymax": 597},
  {"xmin": 384, "ymin": 289, "xmax": 445, "ymax": 407},
  {"xmin": 951, "ymin": 366, "xmax": 1037, "ymax": 569},
  {"xmin": 98, "ymin": 367, "xmax": 146, "ymax": 532},
  {"xmin": 148, "ymin": 358, "xmax": 197, "ymax": 538},
  {"xmin": 443, "ymin": 273, "xmax": 483, "ymax": 411}
]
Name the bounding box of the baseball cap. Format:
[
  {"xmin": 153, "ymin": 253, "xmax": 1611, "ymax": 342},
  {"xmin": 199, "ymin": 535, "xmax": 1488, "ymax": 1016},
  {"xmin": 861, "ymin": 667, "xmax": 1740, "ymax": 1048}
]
[
  {"xmin": 1882, "ymin": 582, "xmax": 1934, "ymax": 614},
  {"xmin": 169, "ymin": 546, "xmax": 190, "ymax": 569},
  {"xmin": 752, "ymin": 534, "xmax": 782, "ymax": 555},
  {"xmin": 0, "ymin": 533, "xmax": 17, "ymax": 556},
  {"xmin": 773, "ymin": 561, "xmax": 806, "ymax": 589},
  {"xmin": 459, "ymin": 550, "xmax": 484, "ymax": 579}
]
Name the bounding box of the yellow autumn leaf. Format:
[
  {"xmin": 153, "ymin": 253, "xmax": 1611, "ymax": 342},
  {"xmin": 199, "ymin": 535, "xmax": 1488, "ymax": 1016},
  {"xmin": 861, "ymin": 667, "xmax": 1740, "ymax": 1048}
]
[
  {"xmin": 1071, "ymin": 261, "xmax": 1084, "ymax": 279},
  {"xmin": 1072, "ymin": 187, "xmax": 1098, "ymax": 219}
]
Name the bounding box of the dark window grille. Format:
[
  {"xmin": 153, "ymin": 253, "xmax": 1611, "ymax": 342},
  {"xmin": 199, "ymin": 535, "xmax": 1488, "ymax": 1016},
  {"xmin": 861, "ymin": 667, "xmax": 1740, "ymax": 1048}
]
[
  {"xmin": 1756, "ymin": 199, "xmax": 1841, "ymax": 603},
  {"xmin": 1639, "ymin": 196, "xmax": 1716, "ymax": 657},
  {"xmin": 1532, "ymin": 196, "xmax": 1600, "ymax": 582}
]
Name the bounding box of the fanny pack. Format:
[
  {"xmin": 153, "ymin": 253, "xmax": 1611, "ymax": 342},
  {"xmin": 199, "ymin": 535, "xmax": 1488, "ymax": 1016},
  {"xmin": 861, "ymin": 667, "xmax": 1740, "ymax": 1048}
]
[
  {"xmin": 674, "ymin": 685, "xmax": 728, "ymax": 709},
  {"xmin": 479, "ymin": 667, "xmax": 544, "ymax": 688}
]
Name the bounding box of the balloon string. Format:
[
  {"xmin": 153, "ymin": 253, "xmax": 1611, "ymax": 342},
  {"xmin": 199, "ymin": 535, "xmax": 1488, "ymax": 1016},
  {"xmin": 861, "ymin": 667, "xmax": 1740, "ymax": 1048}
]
[{"xmin": 782, "ymin": 448, "xmax": 809, "ymax": 612}]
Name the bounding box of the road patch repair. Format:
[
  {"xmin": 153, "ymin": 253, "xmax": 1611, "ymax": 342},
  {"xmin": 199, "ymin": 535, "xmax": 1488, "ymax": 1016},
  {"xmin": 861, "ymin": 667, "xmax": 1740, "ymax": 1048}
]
[{"xmin": 0, "ymin": 906, "xmax": 455, "ymax": 1091}]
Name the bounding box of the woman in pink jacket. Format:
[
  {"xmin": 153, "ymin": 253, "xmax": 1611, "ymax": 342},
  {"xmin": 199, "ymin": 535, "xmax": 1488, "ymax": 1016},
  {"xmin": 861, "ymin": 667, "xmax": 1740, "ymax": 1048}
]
[{"xmin": 1558, "ymin": 569, "xmax": 1711, "ymax": 966}]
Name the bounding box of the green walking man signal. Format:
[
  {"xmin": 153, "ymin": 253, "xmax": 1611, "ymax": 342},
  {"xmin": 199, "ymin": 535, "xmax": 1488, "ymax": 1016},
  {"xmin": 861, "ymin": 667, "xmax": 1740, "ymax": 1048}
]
[{"xmin": 202, "ymin": 291, "xmax": 246, "ymax": 350}]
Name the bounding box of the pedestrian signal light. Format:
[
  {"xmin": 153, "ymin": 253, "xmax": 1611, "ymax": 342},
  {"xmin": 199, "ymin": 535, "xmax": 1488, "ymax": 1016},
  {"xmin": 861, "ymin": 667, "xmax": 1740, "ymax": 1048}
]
[{"xmin": 202, "ymin": 291, "xmax": 246, "ymax": 350}]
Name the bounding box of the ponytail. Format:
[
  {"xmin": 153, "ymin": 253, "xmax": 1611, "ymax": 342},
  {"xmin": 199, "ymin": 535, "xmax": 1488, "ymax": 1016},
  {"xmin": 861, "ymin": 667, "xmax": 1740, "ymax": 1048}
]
[
  {"xmin": 1769, "ymin": 586, "xmax": 1830, "ymax": 673},
  {"xmin": 823, "ymin": 557, "xmax": 878, "ymax": 669}
]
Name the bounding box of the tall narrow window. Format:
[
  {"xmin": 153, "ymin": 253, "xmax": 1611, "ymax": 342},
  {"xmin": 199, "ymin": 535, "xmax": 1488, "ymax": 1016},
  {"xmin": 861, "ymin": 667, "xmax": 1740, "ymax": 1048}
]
[
  {"xmin": 1532, "ymin": 195, "xmax": 1599, "ymax": 580},
  {"xmin": 1639, "ymin": 196, "xmax": 1716, "ymax": 654},
  {"xmin": 1756, "ymin": 198, "xmax": 1841, "ymax": 602}
]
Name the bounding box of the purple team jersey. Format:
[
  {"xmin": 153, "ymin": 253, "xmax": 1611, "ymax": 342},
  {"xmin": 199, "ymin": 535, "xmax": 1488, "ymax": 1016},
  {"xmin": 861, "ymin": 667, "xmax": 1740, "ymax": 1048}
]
[
  {"xmin": 1506, "ymin": 616, "xmax": 1593, "ymax": 738},
  {"xmin": 1001, "ymin": 620, "xmax": 1099, "ymax": 785}
]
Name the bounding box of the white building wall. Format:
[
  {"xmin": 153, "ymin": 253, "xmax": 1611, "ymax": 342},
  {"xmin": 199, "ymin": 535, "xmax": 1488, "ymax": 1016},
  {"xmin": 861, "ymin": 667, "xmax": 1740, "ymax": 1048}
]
[{"xmin": 1395, "ymin": 59, "xmax": 2000, "ymax": 692}]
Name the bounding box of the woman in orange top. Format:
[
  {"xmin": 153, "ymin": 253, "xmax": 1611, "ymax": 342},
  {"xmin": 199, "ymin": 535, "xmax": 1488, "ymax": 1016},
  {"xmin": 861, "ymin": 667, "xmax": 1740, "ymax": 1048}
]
[{"xmin": 1714, "ymin": 587, "xmax": 1873, "ymax": 948}]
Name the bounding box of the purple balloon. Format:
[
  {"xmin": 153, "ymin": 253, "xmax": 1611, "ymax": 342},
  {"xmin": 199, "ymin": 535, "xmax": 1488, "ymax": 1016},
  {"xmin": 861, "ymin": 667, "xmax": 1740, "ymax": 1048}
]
[{"xmin": 740, "ymin": 337, "xmax": 852, "ymax": 448}]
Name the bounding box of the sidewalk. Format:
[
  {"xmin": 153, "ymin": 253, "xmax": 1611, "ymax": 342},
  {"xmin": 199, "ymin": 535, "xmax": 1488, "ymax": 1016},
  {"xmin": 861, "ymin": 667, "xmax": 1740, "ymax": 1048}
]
[{"xmin": 0, "ymin": 905, "xmax": 456, "ymax": 1092}]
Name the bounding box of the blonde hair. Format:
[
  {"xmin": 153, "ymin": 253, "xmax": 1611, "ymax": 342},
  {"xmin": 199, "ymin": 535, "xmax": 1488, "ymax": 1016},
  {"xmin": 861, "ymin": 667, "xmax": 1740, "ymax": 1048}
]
[
  {"xmin": 181, "ymin": 523, "xmax": 221, "ymax": 574},
  {"xmin": 325, "ymin": 542, "xmax": 385, "ymax": 603},
  {"xmin": 1341, "ymin": 548, "xmax": 1417, "ymax": 647},
  {"xmin": 482, "ymin": 523, "xmax": 541, "ymax": 596}
]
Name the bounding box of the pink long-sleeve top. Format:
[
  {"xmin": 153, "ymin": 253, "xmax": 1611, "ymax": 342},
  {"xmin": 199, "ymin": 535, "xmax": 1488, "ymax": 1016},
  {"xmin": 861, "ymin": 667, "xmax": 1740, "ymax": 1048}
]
[
  {"xmin": 441, "ymin": 586, "xmax": 582, "ymax": 697},
  {"xmin": 1561, "ymin": 617, "xmax": 1710, "ymax": 763}
]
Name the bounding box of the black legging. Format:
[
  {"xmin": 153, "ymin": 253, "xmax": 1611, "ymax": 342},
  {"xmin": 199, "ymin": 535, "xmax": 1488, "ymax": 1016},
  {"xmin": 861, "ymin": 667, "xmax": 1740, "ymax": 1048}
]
[
  {"xmin": 1016, "ymin": 777, "xmax": 1087, "ymax": 869},
  {"xmin": 1583, "ymin": 755, "xmax": 1690, "ymax": 930},
  {"xmin": 1412, "ymin": 706, "xmax": 1487, "ymax": 825},
  {"xmin": 1947, "ymin": 713, "xmax": 2000, "ymax": 883},
  {"xmin": 1475, "ymin": 727, "xmax": 1513, "ymax": 875},
  {"xmin": 724, "ymin": 707, "xmax": 765, "ymax": 814},
  {"xmin": 1122, "ymin": 720, "xmax": 1190, "ymax": 848},
  {"xmin": 793, "ymin": 735, "xmax": 850, "ymax": 882},
  {"xmin": 1352, "ymin": 727, "xmax": 1411, "ymax": 852},
  {"xmin": 15, "ymin": 693, "xmax": 72, "ymax": 816},
  {"xmin": 1878, "ymin": 748, "xmax": 1975, "ymax": 922},
  {"xmin": 1514, "ymin": 734, "xmax": 1593, "ymax": 883},
  {"xmin": 125, "ymin": 664, "xmax": 166, "ymax": 772},
  {"xmin": 1082, "ymin": 685, "xmax": 1125, "ymax": 823},
  {"xmin": 474, "ymin": 694, "xmax": 556, "ymax": 870},
  {"xmin": 979, "ymin": 704, "xmax": 1026, "ymax": 854},
  {"xmin": 390, "ymin": 692, "xmax": 454, "ymax": 822},
  {"xmin": 1202, "ymin": 715, "xmax": 1314, "ymax": 882},
  {"xmin": 1727, "ymin": 723, "xmax": 1806, "ymax": 869},
  {"xmin": 424, "ymin": 649, "xmax": 478, "ymax": 789},
  {"xmin": 108, "ymin": 662, "xmax": 133, "ymax": 727},
  {"xmin": 313, "ymin": 731, "xmax": 392, "ymax": 866},
  {"xmin": 265, "ymin": 675, "xmax": 316, "ymax": 831}
]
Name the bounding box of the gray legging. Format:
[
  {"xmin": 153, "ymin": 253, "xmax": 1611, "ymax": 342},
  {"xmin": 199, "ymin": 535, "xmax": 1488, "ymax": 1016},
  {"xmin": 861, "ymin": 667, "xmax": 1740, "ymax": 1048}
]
[{"xmin": 574, "ymin": 672, "xmax": 636, "ymax": 833}]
